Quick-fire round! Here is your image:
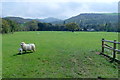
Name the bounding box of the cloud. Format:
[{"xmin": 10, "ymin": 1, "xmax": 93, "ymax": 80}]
[
  {"xmin": 2, "ymin": 0, "xmax": 120, "ymax": 2},
  {"xmin": 1, "ymin": 2, "xmax": 118, "ymax": 19}
]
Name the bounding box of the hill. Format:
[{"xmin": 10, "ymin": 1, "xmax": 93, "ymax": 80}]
[
  {"xmin": 52, "ymin": 13, "xmax": 118, "ymax": 25},
  {"xmin": 2, "ymin": 13, "xmax": 118, "ymax": 32},
  {"xmin": 3, "ymin": 17, "xmax": 33, "ymax": 24},
  {"xmin": 4, "ymin": 17, "xmax": 62, "ymax": 24}
]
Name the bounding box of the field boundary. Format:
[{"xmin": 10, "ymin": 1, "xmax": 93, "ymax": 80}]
[{"xmin": 101, "ymin": 38, "xmax": 120, "ymax": 62}]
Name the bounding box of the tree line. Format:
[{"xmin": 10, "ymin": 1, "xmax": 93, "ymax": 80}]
[
  {"xmin": 0, "ymin": 18, "xmax": 119, "ymax": 34},
  {"xmin": 1, "ymin": 18, "xmax": 19, "ymax": 34}
]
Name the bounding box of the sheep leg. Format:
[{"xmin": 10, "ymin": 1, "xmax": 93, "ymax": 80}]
[
  {"xmin": 33, "ymin": 49, "xmax": 36, "ymax": 52},
  {"xmin": 21, "ymin": 52, "xmax": 22, "ymax": 54}
]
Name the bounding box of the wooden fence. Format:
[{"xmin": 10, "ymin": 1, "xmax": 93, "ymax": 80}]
[{"xmin": 101, "ymin": 38, "xmax": 120, "ymax": 62}]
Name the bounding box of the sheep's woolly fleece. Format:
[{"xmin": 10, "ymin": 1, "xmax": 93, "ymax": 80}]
[{"xmin": 21, "ymin": 42, "xmax": 36, "ymax": 52}]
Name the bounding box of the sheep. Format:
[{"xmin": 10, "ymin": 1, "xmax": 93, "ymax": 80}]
[
  {"xmin": 18, "ymin": 48, "xmax": 23, "ymax": 54},
  {"xmin": 20, "ymin": 42, "xmax": 36, "ymax": 53}
]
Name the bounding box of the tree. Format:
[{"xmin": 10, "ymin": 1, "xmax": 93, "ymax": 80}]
[
  {"xmin": 25, "ymin": 20, "xmax": 38, "ymax": 31},
  {"xmin": 2, "ymin": 19, "xmax": 10, "ymax": 33},
  {"xmin": 5, "ymin": 19, "xmax": 19, "ymax": 33},
  {"xmin": 0, "ymin": 18, "xmax": 2, "ymax": 33},
  {"xmin": 65, "ymin": 22, "xmax": 80, "ymax": 32},
  {"xmin": 1, "ymin": 18, "xmax": 19, "ymax": 34},
  {"xmin": 83, "ymin": 27, "xmax": 87, "ymax": 31}
]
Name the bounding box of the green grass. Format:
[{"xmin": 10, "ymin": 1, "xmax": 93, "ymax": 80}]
[
  {"xmin": 0, "ymin": 34, "xmax": 2, "ymax": 79},
  {"xmin": 2, "ymin": 31, "xmax": 118, "ymax": 78}
]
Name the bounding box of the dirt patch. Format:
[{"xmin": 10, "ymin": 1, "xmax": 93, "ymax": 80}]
[{"xmin": 96, "ymin": 52, "xmax": 101, "ymax": 55}]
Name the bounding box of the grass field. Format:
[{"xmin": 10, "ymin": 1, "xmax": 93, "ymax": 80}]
[
  {"xmin": 0, "ymin": 34, "xmax": 2, "ymax": 79},
  {"xmin": 2, "ymin": 31, "xmax": 119, "ymax": 78}
]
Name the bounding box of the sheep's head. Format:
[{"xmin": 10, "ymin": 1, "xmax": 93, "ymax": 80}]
[
  {"xmin": 20, "ymin": 42, "xmax": 25, "ymax": 47},
  {"xmin": 19, "ymin": 48, "xmax": 23, "ymax": 53}
]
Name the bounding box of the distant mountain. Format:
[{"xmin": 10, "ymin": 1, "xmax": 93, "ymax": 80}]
[
  {"xmin": 36, "ymin": 17, "xmax": 62, "ymax": 23},
  {"xmin": 2, "ymin": 13, "xmax": 118, "ymax": 32},
  {"xmin": 3, "ymin": 13, "xmax": 118, "ymax": 25},
  {"xmin": 3, "ymin": 17, "xmax": 33, "ymax": 24},
  {"xmin": 52, "ymin": 20, "xmax": 64, "ymax": 24},
  {"xmin": 52, "ymin": 13, "xmax": 118, "ymax": 25},
  {"xmin": 4, "ymin": 17, "xmax": 62, "ymax": 24},
  {"xmin": 65, "ymin": 13, "xmax": 118, "ymax": 24}
]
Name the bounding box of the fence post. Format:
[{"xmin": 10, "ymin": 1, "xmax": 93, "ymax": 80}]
[
  {"xmin": 102, "ymin": 38, "xmax": 105, "ymax": 54},
  {"xmin": 113, "ymin": 40, "xmax": 116, "ymax": 61}
]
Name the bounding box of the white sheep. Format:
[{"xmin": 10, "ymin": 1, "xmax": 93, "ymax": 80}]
[
  {"xmin": 18, "ymin": 48, "xmax": 23, "ymax": 54},
  {"xmin": 20, "ymin": 42, "xmax": 36, "ymax": 53}
]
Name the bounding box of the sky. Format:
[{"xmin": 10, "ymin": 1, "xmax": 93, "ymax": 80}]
[{"xmin": 1, "ymin": 0, "xmax": 119, "ymax": 20}]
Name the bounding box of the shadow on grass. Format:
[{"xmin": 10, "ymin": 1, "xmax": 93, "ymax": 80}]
[
  {"xmin": 99, "ymin": 52, "xmax": 120, "ymax": 64},
  {"xmin": 13, "ymin": 52, "xmax": 33, "ymax": 56}
]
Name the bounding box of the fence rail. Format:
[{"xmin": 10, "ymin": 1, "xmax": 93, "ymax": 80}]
[
  {"xmin": 102, "ymin": 39, "xmax": 120, "ymax": 44},
  {"xmin": 101, "ymin": 38, "xmax": 120, "ymax": 62}
]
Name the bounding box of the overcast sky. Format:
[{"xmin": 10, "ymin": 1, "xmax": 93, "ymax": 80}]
[{"xmin": 1, "ymin": 0, "xmax": 119, "ymax": 20}]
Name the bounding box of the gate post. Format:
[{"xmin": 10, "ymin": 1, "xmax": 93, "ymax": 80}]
[
  {"xmin": 102, "ymin": 38, "xmax": 105, "ymax": 54},
  {"xmin": 113, "ymin": 40, "xmax": 116, "ymax": 61}
]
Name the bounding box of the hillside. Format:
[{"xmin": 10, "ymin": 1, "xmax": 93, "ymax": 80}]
[
  {"xmin": 4, "ymin": 13, "xmax": 118, "ymax": 25},
  {"xmin": 52, "ymin": 13, "xmax": 118, "ymax": 25},
  {"xmin": 3, "ymin": 17, "xmax": 33, "ymax": 24},
  {"xmin": 2, "ymin": 13, "xmax": 118, "ymax": 32},
  {"xmin": 4, "ymin": 17, "xmax": 62, "ymax": 24}
]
